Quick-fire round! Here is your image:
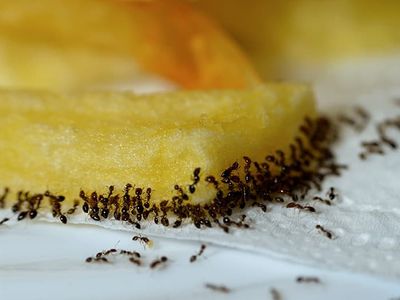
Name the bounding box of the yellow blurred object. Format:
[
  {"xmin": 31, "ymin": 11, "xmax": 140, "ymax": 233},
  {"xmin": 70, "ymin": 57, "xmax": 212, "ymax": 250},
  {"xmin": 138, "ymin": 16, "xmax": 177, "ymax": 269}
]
[
  {"xmin": 0, "ymin": 83, "xmax": 314, "ymax": 205},
  {"xmin": 0, "ymin": 0, "xmax": 260, "ymax": 90},
  {"xmin": 193, "ymin": 0, "xmax": 400, "ymax": 78}
]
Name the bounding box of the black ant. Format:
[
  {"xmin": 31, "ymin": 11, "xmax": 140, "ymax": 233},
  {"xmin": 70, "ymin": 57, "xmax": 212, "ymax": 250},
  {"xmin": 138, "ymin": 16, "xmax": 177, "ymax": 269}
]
[
  {"xmin": 252, "ymin": 202, "xmax": 267, "ymax": 212},
  {"xmin": 129, "ymin": 257, "xmax": 142, "ymax": 266},
  {"xmin": 13, "ymin": 191, "xmax": 28, "ymax": 218},
  {"xmin": 85, "ymin": 256, "xmax": 109, "ymax": 263},
  {"xmin": 174, "ymin": 185, "xmax": 188, "ymax": 201},
  {"xmin": 215, "ymin": 219, "xmax": 230, "ymax": 233},
  {"xmin": 228, "ymin": 215, "xmax": 250, "ymax": 229},
  {"xmin": 45, "ymin": 191, "xmax": 67, "ymax": 223},
  {"xmin": 315, "ymin": 225, "xmax": 333, "ymax": 239},
  {"xmin": 286, "ymin": 202, "xmax": 316, "ymax": 212},
  {"xmin": 144, "ymin": 187, "xmax": 151, "ymax": 209},
  {"xmin": 296, "ymin": 276, "xmax": 321, "ymax": 284},
  {"xmin": 120, "ymin": 250, "xmax": 141, "ymax": 258},
  {"xmin": 189, "ymin": 168, "xmax": 201, "ymax": 193},
  {"xmin": 59, "ymin": 215, "xmax": 67, "ymax": 224},
  {"xmin": 0, "ymin": 187, "xmax": 10, "ymax": 209},
  {"xmin": 79, "ymin": 190, "xmax": 90, "ymax": 213},
  {"xmin": 327, "ymin": 187, "xmax": 337, "ymax": 200},
  {"xmin": 132, "ymin": 235, "xmax": 153, "ymax": 248},
  {"xmin": 11, "ymin": 191, "xmax": 22, "ymax": 213},
  {"xmin": 173, "ymin": 219, "xmax": 182, "ymax": 228},
  {"xmin": 28, "ymin": 194, "xmax": 44, "ymax": 219},
  {"xmin": 16, "ymin": 193, "xmax": 42, "ymax": 221},
  {"xmin": 205, "ymin": 176, "xmax": 219, "ymax": 189},
  {"xmin": 17, "ymin": 211, "xmax": 28, "ymax": 221},
  {"xmin": 127, "ymin": 218, "xmax": 141, "ymax": 229},
  {"xmin": 99, "ymin": 186, "xmax": 114, "ymax": 218},
  {"xmin": 0, "ymin": 217, "xmax": 9, "ymax": 225},
  {"xmin": 204, "ymin": 283, "xmax": 231, "ymax": 293},
  {"xmin": 102, "ymin": 249, "xmax": 117, "ymax": 256},
  {"xmin": 378, "ymin": 123, "xmax": 398, "ymax": 149},
  {"xmin": 150, "ymin": 256, "xmax": 168, "ymax": 269},
  {"xmin": 313, "ymin": 196, "xmax": 331, "ymax": 206},
  {"xmin": 190, "ymin": 244, "xmax": 206, "ymax": 263},
  {"xmin": 67, "ymin": 200, "xmax": 80, "ymax": 215},
  {"xmin": 221, "ymin": 161, "xmax": 239, "ymax": 179},
  {"xmin": 270, "ymin": 288, "xmax": 282, "ymax": 300}
]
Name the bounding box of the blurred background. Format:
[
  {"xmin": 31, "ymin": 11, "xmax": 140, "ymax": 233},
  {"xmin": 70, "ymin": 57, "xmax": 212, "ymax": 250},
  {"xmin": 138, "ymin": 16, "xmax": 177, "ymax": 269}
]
[{"xmin": 0, "ymin": 0, "xmax": 398, "ymax": 91}]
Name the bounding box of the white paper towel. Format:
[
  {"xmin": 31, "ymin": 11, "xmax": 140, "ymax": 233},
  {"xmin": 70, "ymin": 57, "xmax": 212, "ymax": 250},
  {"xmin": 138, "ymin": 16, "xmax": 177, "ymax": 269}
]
[{"xmin": 2, "ymin": 56, "xmax": 400, "ymax": 278}]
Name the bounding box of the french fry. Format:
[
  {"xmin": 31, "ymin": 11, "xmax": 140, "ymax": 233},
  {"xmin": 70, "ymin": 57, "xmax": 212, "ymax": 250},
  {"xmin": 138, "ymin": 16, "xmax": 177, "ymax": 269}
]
[
  {"xmin": 0, "ymin": 83, "xmax": 314, "ymax": 207},
  {"xmin": 0, "ymin": 0, "xmax": 260, "ymax": 89}
]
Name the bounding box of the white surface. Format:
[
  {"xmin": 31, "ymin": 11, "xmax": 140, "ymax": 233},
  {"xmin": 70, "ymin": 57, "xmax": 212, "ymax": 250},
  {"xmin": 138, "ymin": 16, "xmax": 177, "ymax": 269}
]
[
  {"xmin": 2, "ymin": 56, "xmax": 400, "ymax": 299},
  {"xmin": 1, "ymin": 222, "xmax": 400, "ymax": 300}
]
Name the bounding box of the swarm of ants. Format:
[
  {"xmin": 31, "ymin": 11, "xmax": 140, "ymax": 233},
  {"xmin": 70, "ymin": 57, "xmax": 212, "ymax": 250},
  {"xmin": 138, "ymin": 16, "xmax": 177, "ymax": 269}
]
[{"xmin": 0, "ymin": 116, "xmax": 347, "ymax": 232}]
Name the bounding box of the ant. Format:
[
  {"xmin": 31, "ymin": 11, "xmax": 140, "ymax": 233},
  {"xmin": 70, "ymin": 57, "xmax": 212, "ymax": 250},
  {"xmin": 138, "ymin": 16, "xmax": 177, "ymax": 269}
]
[
  {"xmin": 150, "ymin": 256, "xmax": 168, "ymax": 269},
  {"xmin": 17, "ymin": 211, "xmax": 28, "ymax": 221},
  {"xmin": 132, "ymin": 235, "xmax": 153, "ymax": 248},
  {"xmin": 0, "ymin": 187, "xmax": 10, "ymax": 209},
  {"xmin": 120, "ymin": 250, "xmax": 141, "ymax": 258},
  {"xmin": 243, "ymin": 156, "xmax": 253, "ymax": 183},
  {"xmin": 221, "ymin": 162, "xmax": 239, "ymax": 179},
  {"xmin": 60, "ymin": 215, "xmax": 68, "ymax": 224},
  {"xmin": 67, "ymin": 200, "xmax": 80, "ymax": 215},
  {"xmin": 205, "ymin": 176, "xmax": 219, "ymax": 191},
  {"xmin": 172, "ymin": 219, "xmax": 182, "ymax": 228},
  {"xmin": 286, "ymin": 202, "xmax": 316, "ymax": 212},
  {"xmin": 144, "ymin": 187, "xmax": 152, "ymax": 209},
  {"xmin": 313, "ymin": 196, "xmax": 331, "ymax": 206},
  {"xmin": 252, "ymin": 202, "xmax": 267, "ymax": 212},
  {"xmin": 28, "ymin": 194, "xmax": 44, "ymax": 219},
  {"xmin": 79, "ymin": 190, "xmax": 90, "ymax": 213},
  {"xmin": 190, "ymin": 244, "xmax": 206, "ymax": 263},
  {"xmin": 270, "ymin": 288, "xmax": 282, "ymax": 300},
  {"xmin": 174, "ymin": 185, "xmax": 189, "ymax": 201},
  {"xmin": 0, "ymin": 217, "xmax": 9, "ymax": 225},
  {"xmin": 127, "ymin": 218, "xmax": 141, "ymax": 229},
  {"xmin": 16, "ymin": 193, "xmax": 43, "ymax": 221},
  {"xmin": 94, "ymin": 249, "xmax": 118, "ymax": 260},
  {"xmin": 315, "ymin": 225, "xmax": 333, "ymax": 239},
  {"xmin": 86, "ymin": 257, "xmax": 109, "ymax": 263},
  {"xmin": 215, "ymin": 219, "xmax": 230, "ymax": 234},
  {"xmin": 378, "ymin": 122, "xmax": 398, "ymax": 149},
  {"xmin": 225, "ymin": 215, "xmax": 250, "ymax": 229},
  {"xmin": 45, "ymin": 191, "xmax": 68, "ymax": 224},
  {"xmin": 204, "ymin": 283, "xmax": 231, "ymax": 294},
  {"xmin": 327, "ymin": 187, "xmax": 337, "ymax": 201},
  {"xmin": 102, "ymin": 249, "xmax": 117, "ymax": 256},
  {"xmin": 296, "ymin": 276, "xmax": 321, "ymax": 284},
  {"xmin": 98, "ymin": 185, "xmax": 115, "ymax": 218},
  {"xmin": 189, "ymin": 168, "xmax": 201, "ymax": 194},
  {"xmin": 129, "ymin": 257, "xmax": 142, "ymax": 266}
]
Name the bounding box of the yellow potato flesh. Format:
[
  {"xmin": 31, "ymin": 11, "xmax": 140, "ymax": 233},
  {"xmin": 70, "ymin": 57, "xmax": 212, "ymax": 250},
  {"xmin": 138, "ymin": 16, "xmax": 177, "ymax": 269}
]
[
  {"xmin": 0, "ymin": 0, "xmax": 260, "ymax": 90},
  {"xmin": 0, "ymin": 84, "xmax": 315, "ymax": 205},
  {"xmin": 193, "ymin": 0, "xmax": 400, "ymax": 78}
]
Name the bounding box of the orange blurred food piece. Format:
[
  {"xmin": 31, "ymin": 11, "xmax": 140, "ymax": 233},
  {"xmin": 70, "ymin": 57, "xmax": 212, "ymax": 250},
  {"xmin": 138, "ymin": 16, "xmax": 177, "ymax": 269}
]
[
  {"xmin": 116, "ymin": 0, "xmax": 261, "ymax": 89},
  {"xmin": 0, "ymin": 0, "xmax": 260, "ymax": 90}
]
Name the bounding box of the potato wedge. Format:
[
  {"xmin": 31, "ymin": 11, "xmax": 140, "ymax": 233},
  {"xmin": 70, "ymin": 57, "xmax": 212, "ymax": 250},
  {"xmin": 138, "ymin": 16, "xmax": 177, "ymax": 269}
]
[
  {"xmin": 0, "ymin": 84, "xmax": 314, "ymax": 209},
  {"xmin": 0, "ymin": 0, "xmax": 260, "ymax": 89}
]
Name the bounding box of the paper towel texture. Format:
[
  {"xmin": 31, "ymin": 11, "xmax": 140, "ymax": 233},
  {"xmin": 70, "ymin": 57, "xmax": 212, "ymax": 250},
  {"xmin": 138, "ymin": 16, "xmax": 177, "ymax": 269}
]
[{"xmin": 1, "ymin": 56, "xmax": 400, "ymax": 278}]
